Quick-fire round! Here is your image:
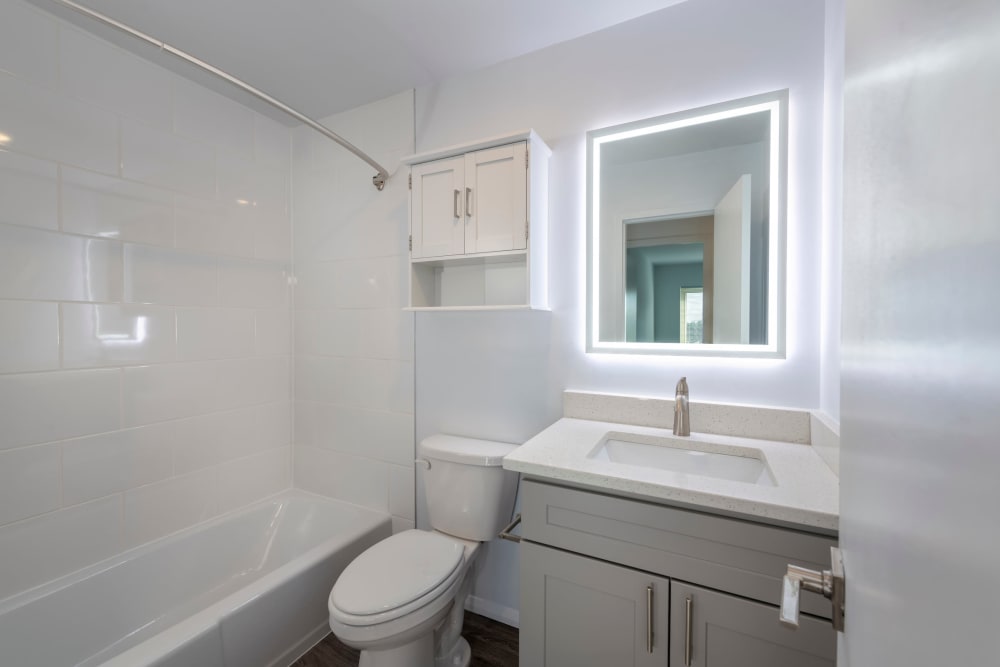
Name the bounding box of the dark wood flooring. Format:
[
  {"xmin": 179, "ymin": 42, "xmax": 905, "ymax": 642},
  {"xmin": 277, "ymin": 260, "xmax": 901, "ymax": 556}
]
[{"xmin": 291, "ymin": 612, "xmax": 519, "ymax": 667}]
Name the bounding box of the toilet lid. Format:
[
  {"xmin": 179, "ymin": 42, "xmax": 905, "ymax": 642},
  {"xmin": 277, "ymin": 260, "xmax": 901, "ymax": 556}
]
[{"xmin": 332, "ymin": 530, "xmax": 465, "ymax": 617}]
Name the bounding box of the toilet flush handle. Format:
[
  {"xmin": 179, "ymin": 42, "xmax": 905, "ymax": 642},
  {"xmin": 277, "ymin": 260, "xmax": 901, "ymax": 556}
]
[
  {"xmin": 498, "ymin": 514, "xmax": 522, "ymax": 543},
  {"xmin": 415, "ymin": 458, "xmax": 431, "ymax": 470}
]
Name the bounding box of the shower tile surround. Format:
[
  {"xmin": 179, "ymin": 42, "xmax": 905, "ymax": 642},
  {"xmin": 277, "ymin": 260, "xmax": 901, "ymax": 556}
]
[
  {"xmin": 0, "ymin": 1, "xmax": 293, "ymax": 600},
  {"xmin": 291, "ymin": 91, "xmax": 416, "ymax": 532}
]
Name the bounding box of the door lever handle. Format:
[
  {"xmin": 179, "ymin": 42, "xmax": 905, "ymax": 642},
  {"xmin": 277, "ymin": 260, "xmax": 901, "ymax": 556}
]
[{"xmin": 780, "ymin": 546, "xmax": 845, "ymax": 631}]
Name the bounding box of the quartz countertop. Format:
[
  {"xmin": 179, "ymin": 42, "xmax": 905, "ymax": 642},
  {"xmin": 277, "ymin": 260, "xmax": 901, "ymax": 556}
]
[{"xmin": 503, "ymin": 418, "xmax": 839, "ymax": 532}]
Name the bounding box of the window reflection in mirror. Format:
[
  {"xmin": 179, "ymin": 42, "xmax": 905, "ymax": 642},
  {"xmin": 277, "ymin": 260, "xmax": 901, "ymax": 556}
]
[{"xmin": 587, "ymin": 91, "xmax": 787, "ymax": 357}]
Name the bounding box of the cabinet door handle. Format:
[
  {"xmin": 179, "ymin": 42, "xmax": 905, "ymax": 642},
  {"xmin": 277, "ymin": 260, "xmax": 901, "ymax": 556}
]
[
  {"xmin": 685, "ymin": 595, "xmax": 693, "ymax": 666},
  {"xmin": 466, "ymin": 187, "xmax": 473, "ymax": 217},
  {"xmin": 453, "ymin": 189, "xmax": 461, "ymax": 218},
  {"xmin": 646, "ymin": 584, "xmax": 654, "ymax": 653}
]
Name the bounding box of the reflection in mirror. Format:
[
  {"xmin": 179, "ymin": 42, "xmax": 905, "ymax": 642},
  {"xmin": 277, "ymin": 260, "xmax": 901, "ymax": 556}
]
[{"xmin": 587, "ymin": 91, "xmax": 786, "ymax": 356}]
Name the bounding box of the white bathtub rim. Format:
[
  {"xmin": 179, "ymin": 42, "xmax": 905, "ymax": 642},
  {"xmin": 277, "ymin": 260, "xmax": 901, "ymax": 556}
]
[
  {"xmin": 91, "ymin": 492, "xmax": 390, "ymax": 667},
  {"xmin": 0, "ymin": 489, "xmax": 388, "ymax": 616},
  {"xmin": 96, "ymin": 538, "xmax": 388, "ymax": 665}
]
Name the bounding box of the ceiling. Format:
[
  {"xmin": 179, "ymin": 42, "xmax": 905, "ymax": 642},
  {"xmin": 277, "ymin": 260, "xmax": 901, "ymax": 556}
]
[{"xmin": 30, "ymin": 0, "xmax": 690, "ymax": 123}]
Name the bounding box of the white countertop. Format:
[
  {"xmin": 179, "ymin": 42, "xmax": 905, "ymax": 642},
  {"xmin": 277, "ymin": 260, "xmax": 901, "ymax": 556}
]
[{"xmin": 503, "ymin": 418, "xmax": 839, "ymax": 532}]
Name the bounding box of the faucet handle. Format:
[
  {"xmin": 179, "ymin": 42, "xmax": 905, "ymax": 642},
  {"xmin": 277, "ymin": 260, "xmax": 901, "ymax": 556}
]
[{"xmin": 675, "ymin": 377, "xmax": 689, "ymax": 396}]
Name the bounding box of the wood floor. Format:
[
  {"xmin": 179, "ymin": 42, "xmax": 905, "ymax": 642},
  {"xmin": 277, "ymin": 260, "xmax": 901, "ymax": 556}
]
[{"xmin": 291, "ymin": 612, "xmax": 519, "ymax": 667}]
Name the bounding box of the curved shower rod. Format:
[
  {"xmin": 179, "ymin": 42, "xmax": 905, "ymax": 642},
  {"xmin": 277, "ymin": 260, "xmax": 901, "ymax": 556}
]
[{"xmin": 49, "ymin": 0, "xmax": 390, "ymax": 191}]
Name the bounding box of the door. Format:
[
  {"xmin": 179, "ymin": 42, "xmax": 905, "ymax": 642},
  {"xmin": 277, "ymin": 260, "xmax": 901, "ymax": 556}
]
[
  {"xmin": 671, "ymin": 582, "xmax": 835, "ymax": 667},
  {"xmin": 712, "ymin": 175, "xmax": 751, "ymax": 344},
  {"xmin": 410, "ymin": 155, "xmax": 465, "ymax": 258},
  {"xmin": 838, "ymin": 1, "xmax": 1000, "ymax": 666},
  {"xmin": 464, "ymin": 142, "xmax": 527, "ymax": 254},
  {"xmin": 519, "ymin": 541, "xmax": 670, "ymax": 667}
]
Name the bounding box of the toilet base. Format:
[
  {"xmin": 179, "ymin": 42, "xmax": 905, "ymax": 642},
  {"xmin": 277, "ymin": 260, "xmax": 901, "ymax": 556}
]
[
  {"xmin": 354, "ymin": 633, "xmax": 470, "ymax": 667},
  {"xmin": 357, "ymin": 633, "xmax": 434, "ymax": 667},
  {"xmin": 435, "ymin": 636, "xmax": 470, "ymax": 667}
]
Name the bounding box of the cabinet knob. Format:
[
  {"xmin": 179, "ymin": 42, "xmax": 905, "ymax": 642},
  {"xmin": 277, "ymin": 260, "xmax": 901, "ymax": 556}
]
[{"xmin": 780, "ymin": 546, "xmax": 845, "ymax": 631}]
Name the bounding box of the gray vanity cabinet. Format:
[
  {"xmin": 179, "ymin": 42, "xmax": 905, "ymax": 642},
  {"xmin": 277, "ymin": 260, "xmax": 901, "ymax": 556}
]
[
  {"xmin": 670, "ymin": 582, "xmax": 835, "ymax": 667},
  {"xmin": 519, "ymin": 541, "xmax": 670, "ymax": 667},
  {"xmin": 517, "ymin": 479, "xmax": 838, "ymax": 666}
]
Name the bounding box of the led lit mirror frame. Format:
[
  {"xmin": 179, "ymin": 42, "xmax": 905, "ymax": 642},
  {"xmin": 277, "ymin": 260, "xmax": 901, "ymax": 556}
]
[{"xmin": 586, "ymin": 90, "xmax": 788, "ymax": 357}]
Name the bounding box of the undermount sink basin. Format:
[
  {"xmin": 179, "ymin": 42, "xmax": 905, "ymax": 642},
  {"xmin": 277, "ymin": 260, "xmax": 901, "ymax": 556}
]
[{"xmin": 588, "ymin": 432, "xmax": 776, "ymax": 486}]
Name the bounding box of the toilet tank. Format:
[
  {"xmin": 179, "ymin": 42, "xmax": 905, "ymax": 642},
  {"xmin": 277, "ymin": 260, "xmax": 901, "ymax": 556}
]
[{"xmin": 419, "ymin": 434, "xmax": 519, "ymax": 542}]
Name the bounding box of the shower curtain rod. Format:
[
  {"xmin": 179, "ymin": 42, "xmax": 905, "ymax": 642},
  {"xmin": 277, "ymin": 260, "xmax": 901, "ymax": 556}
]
[{"xmin": 50, "ymin": 0, "xmax": 390, "ymax": 191}]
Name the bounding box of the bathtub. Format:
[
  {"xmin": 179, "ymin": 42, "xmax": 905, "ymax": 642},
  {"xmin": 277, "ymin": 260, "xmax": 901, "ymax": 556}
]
[{"xmin": 0, "ymin": 490, "xmax": 391, "ymax": 667}]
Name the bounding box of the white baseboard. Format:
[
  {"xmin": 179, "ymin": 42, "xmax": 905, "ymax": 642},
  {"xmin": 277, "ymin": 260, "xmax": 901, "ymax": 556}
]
[{"xmin": 465, "ymin": 595, "xmax": 519, "ymax": 628}]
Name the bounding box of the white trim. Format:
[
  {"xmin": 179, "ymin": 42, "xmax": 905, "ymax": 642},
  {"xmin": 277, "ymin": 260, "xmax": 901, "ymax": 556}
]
[
  {"xmin": 401, "ymin": 129, "xmax": 551, "ymax": 166},
  {"xmin": 465, "ymin": 595, "xmax": 519, "ymax": 628}
]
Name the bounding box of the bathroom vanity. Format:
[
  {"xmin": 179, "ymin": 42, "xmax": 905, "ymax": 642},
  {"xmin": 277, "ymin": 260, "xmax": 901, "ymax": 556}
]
[{"xmin": 504, "ymin": 403, "xmax": 839, "ymax": 667}]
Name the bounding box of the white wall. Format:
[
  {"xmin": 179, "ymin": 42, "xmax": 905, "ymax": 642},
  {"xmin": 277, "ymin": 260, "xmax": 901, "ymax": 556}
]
[
  {"xmin": 413, "ymin": 0, "xmax": 826, "ymax": 621},
  {"xmin": 291, "ymin": 91, "xmax": 416, "ymax": 532},
  {"xmin": 0, "ymin": 0, "xmax": 293, "ymax": 600},
  {"xmin": 416, "ymin": 0, "xmax": 826, "ymax": 409}
]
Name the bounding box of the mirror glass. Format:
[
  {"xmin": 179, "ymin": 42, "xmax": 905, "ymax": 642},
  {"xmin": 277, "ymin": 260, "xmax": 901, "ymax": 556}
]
[{"xmin": 587, "ymin": 91, "xmax": 787, "ymax": 356}]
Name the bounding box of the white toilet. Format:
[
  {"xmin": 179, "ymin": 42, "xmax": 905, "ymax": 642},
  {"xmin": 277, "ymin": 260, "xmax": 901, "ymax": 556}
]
[{"xmin": 328, "ymin": 434, "xmax": 519, "ymax": 667}]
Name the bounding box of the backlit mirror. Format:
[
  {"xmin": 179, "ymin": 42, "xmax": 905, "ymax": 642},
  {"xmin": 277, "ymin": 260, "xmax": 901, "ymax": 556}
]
[{"xmin": 587, "ymin": 91, "xmax": 787, "ymax": 357}]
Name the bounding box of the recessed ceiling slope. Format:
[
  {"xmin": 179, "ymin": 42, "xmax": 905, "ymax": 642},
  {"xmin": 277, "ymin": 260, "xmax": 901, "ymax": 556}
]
[{"xmin": 27, "ymin": 0, "xmax": 689, "ymax": 122}]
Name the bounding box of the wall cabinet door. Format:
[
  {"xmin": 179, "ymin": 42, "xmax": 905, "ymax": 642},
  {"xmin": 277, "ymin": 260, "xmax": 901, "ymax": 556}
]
[
  {"xmin": 464, "ymin": 142, "xmax": 527, "ymax": 253},
  {"xmin": 520, "ymin": 542, "xmax": 670, "ymax": 667},
  {"xmin": 670, "ymin": 582, "xmax": 835, "ymax": 667},
  {"xmin": 411, "ymin": 142, "xmax": 528, "ymax": 259},
  {"xmin": 411, "ymin": 155, "xmax": 466, "ymax": 258}
]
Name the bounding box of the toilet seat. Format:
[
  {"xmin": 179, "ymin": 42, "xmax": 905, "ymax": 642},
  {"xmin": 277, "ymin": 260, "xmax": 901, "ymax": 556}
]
[{"xmin": 330, "ymin": 530, "xmax": 466, "ymax": 628}]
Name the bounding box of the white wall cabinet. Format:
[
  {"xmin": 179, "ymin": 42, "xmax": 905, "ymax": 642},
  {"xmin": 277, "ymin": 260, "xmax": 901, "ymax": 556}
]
[
  {"xmin": 403, "ymin": 131, "xmax": 550, "ymax": 310},
  {"xmin": 518, "ymin": 480, "xmax": 837, "ymax": 667}
]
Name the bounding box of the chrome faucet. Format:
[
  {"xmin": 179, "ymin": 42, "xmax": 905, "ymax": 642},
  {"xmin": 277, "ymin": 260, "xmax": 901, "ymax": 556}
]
[{"xmin": 673, "ymin": 377, "xmax": 690, "ymax": 436}]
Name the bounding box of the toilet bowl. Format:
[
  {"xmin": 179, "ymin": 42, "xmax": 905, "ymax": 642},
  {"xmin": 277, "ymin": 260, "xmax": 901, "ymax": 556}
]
[{"xmin": 327, "ymin": 435, "xmax": 518, "ymax": 667}]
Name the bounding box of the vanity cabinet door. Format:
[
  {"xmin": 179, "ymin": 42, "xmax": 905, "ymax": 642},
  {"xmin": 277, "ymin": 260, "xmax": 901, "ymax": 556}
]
[
  {"xmin": 410, "ymin": 155, "xmax": 466, "ymax": 258},
  {"xmin": 520, "ymin": 541, "xmax": 670, "ymax": 667},
  {"xmin": 669, "ymin": 582, "xmax": 835, "ymax": 667}
]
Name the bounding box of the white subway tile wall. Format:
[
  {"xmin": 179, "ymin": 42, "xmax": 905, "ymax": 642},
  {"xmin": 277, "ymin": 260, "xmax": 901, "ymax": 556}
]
[
  {"xmin": 292, "ymin": 91, "xmax": 415, "ymax": 531},
  {"xmin": 0, "ymin": 150, "xmax": 58, "ymax": 230},
  {"xmin": 0, "ymin": 1, "xmax": 292, "ymax": 599}
]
